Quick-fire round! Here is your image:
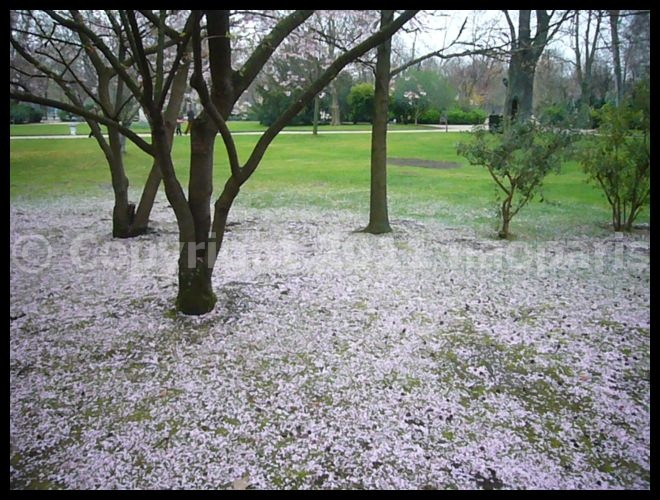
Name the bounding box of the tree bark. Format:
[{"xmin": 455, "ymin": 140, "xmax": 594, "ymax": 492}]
[
  {"xmin": 503, "ymin": 10, "xmax": 553, "ymax": 122},
  {"xmin": 499, "ymin": 198, "xmax": 512, "ymax": 239},
  {"xmin": 504, "ymin": 54, "xmax": 536, "ymax": 122},
  {"xmin": 130, "ymin": 163, "xmax": 162, "ymax": 235},
  {"xmin": 189, "ymin": 114, "xmax": 216, "ymax": 251},
  {"xmin": 330, "ymin": 82, "xmax": 341, "ymax": 125},
  {"xmin": 103, "ymin": 126, "xmax": 133, "ymax": 238},
  {"xmin": 608, "ymin": 10, "xmax": 623, "ymax": 106},
  {"xmin": 131, "ymin": 54, "xmax": 191, "ymax": 236},
  {"xmin": 176, "ymin": 243, "xmax": 217, "ymax": 315},
  {"xmin": 364, "ymin": 10, "xmax": 393, "ymax": 235},
  {"xmin": 313, "ymin": 94, "xmax": 320, "ymax": 135}
]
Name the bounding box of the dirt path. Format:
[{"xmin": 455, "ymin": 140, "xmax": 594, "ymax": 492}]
[{"xmin": 388, "ymin": 157, "xmax": 462, "ymax": 169}]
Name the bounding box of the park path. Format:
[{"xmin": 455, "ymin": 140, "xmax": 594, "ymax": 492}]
[{"xmin": 9, "ymin": 124, "xmax": 477, "ymax": 140}]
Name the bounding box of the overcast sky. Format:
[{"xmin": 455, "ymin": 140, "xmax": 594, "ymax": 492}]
[{"xmin": 398, "ymin": 10, "xmax": 576, "ymax": 59}]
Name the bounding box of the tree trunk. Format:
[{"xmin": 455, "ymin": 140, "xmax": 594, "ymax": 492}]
[
  {"xmin": 612, "ymin": 203, "xmax": 621, "ymax": 231},
  {"xmin": 498, "ymin": 219, "xmax": 510, "ymax": 239},
  {"xmin": 188, "ymin": 114, "xmax": 216, "ymax": 250},
  {"xmin": 176, "ymin": 244, "xmax": 217, "ymax": 315},
  {"xmin": 129, "ymin": 57, "xmax": 191, "ymax": 236},
  {"xmin": 330, "ymin": 82, "xmax": 341, "ymax": 125},
  {"xmin": 105, "ymin": 126, "xmax": 134, "ymax": 238},
  {"xmin": 364, "ymin": 10, "xmax": 393, "ymax": 235},
  {"xmin": 498, "ymin": 197, "xmax": 512, "ymax": 239},
  {"xmin": 608, "ymin": 10, "xmax": 623, "ymax": 106},
  {"xmin": 504, "ymin": 54, "xmax": 536, "ymax": 122},
  {"xmin": 313, "ymin": 94, "xmax": 320, "ymax": 135},
  {"xmin": 503, "ymin": 10, "xmax": 554, "ymax": 123},
  {"xmin": 130, "ymin": 162, "xmax": 162, "ymax": 235}
]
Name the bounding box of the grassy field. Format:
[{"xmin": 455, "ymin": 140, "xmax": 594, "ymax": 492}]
[
  {"xmin": 9, "ymin": 120, "xmax": 436, "ymax": 136},
  {"xmin": 9, "ymin": 129, "xmax": 648, "ymax": 240}
]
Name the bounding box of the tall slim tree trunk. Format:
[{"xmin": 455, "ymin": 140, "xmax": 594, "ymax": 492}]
[
  {"xmin": 608, "ymin": 10, "xmax": 623, "ymax": 106},
  {"xmin": 364, "ymin": 10, "xmax": 393, "ymax": 234},
  {"xmin": 313, "ymin": 94, "xmax": 320, "ymax": 135},
  {"xmin": 330, "ymin": 82, "xmax": 341, "ymax": 125}
]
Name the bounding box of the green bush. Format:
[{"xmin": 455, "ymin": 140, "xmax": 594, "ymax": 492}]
[
  {"xmin": 457, "ymin": 120, "xmax": 573, "ymax": 238},
  {"xmin": 446, "ymin": 107, "xmax": 487, "ymax": 125},
  {"xmin": 347, "ymin": 83, "xmax": 374, "ymax": 124},
  {"xmin": 418, "ymin": 108, "xmax": 441, "ymax": 124},
  {"xmin": 538, "ymin": 104, "xmax": 569, "ymax": 126},
  {"xmin": 576, "ymin": 89, "xmax": 650, "ymax": 231},
  {"xmin": 10, "ymin": 102, "xmax": 43, "ymax": 124},
  {"xmin": 254, "ymin": 90, "xmax": 314, "ymax": 127}
]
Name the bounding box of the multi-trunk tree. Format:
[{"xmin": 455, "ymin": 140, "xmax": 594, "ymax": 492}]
[
  {"xmin": 79, "ymin": 9, "xmax": 414, "ymax": 315},
  {"xmin": 10, "ymin": 10, "xmax": 191, "ymax": 238}
]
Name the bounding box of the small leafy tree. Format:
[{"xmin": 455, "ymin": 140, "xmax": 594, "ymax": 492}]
[
  {"xmin": 576, "ymin": 83, "xmax": 650, "ymax": 231},
  {"xmin": 458, "ymin": 120, "xmax": 572, "ymax": 238}
]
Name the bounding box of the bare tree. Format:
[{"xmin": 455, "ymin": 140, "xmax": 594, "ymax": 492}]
[
  {"xmin": 501, "ymin": 10, "xmax": 571, "ymax": 121},
  {"xmin": 573, "ymin": 10, "xmax": 604, "ymax": 104},
  {"xmin": 9, "ymin": 10, "xmax": 192, "ymax": 237}
]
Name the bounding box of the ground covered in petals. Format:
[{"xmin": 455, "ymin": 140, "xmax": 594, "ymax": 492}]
[{"xmin": 10, "ymin": 195, "xmax": 650, "ymax": 489}]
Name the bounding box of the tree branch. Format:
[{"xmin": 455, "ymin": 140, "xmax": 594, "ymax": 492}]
[
  {"xmin": 240, "ymin": 10, "xmax": 419, "ymax": 181},
  {"xmin": 232, "ymin": 10, "xmax": 314, "ymax": 101},
  {"xmin": 390, "ymin": 41, "xmax": 510, "ymax": 78},
  {"xmin": 190, "ymin": 11, "xmax": 241, "ymax": 178},
  {"xmin": 45, "ymin": 10, "xmax": 143, "ymax": 100},
  {"xmin": 10, "ymin": 90, "xmax": 154, "ymax": 156},
  {"xmin": 503, "ymin": 10, "xmax": 517, "ymax": 48}
]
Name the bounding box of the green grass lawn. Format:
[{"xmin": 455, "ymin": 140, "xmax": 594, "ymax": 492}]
[
  {"xmin": 9, "ymin": 122, "xmax": 152, "ymax": 136},
  {"xmin": 9, "ymin": 120, "xmax": 438, "ymax": 136},
  {"xmin": 9, "ymin": 130, "xmax": 648, "ymax": 240}
]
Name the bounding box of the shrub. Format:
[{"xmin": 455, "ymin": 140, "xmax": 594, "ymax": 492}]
[
  {"xmin": 576, "ymin": 97, "xmax": 649, "ymax": 231},
  {"xmin": 418, "ymin": 108, "xmax": 441, "ymax": 124},
  {"xmin": 10, "ymin": 102, "xmax": 43, "ymax": 124},
  {"xmin": 457, "ymin": 120, "xmax": 573, "ymax": 238},
  {"xmin": 254, "ymin": 90, "xmax": 314, "ymax": 126},
  {"xmin": 347, "ymin": 83, "xmax": 374, "ymax": 124},
  {"xmin": 538, "ymin": 104, "xmax": 568, "ymax": 127},
  {"xmin": 446, "ymin": 107, "xmax": 487, "ymax": 125}
]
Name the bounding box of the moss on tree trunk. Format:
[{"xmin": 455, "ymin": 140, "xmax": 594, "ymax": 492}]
[{"xmin": 176, "ymin": 263, "xmax": 217, "ymax": 315}]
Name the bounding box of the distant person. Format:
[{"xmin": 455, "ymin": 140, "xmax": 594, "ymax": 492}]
[
  {"xmin": 184, "ymin": 108, "xmax": 195, "ymax": 134},
  {"xmin": 175, "ymin": 117, "xmax": 183, "ymax": 136}
]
